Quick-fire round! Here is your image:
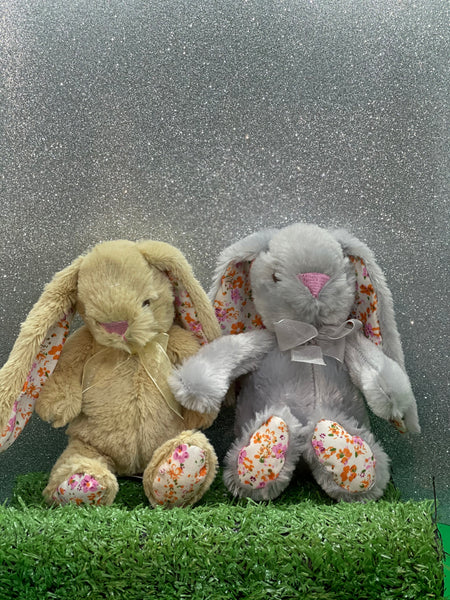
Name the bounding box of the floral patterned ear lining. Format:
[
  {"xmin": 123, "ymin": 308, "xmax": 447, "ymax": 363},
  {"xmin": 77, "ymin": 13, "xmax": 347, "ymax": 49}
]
[
  {"xmin": 349, "ymin": 256, "xmax": 382, "ymax": 347},
  {"xmin": 214, "ymin": 260, "xmax": 264, "ymax": 335},
  {"xmin": 0, "ymin": 309, "xmax": 74, "ymax": 451},
  {"xmin": 213, "ymin": 256, "xmax": 383, "ymax": 347},
  {"xmin": 167, "ymin": 272, "xmax": 209, "ymax": 346}
]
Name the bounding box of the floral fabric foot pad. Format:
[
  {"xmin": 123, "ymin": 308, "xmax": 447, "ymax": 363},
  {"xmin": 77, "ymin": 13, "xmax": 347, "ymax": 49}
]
[
  {"xmin": 237, "ymin": 416, "xmax": 289, "ymax": 490},
  {"xmin": 312, "ymin": 420, "xmax": 376, "ymax": 492},
  {"xmin": 153, "ymin": 444, "xmax": 208, "ymax": 507},
  {"xmin": 52, "ymin": 473, "xmax": 106, "ymax": 505}
]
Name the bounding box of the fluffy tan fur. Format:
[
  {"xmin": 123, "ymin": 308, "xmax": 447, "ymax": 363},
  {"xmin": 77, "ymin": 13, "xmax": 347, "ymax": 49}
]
[
  {"xmin": 1, "ymin": 240, "xmax": 221, "ymax": 507},
  {"xmin": 0, "ymin": 258, "xmax": 81, "ymax": 430}
]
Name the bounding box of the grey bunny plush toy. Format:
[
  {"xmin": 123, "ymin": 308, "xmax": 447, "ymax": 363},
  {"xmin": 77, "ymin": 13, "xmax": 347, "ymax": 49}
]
[{"xmin": 170, "ymin": 223, "xmax": 420, "ymax": 503}]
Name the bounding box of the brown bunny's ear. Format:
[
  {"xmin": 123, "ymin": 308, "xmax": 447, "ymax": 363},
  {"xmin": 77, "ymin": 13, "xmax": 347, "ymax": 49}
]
[
  {"xmin": 0, "ymin": 257, "xmax": 82, "ymax": 450},
  {"xmin": 137, "ymin": 241, "xmax": 221, "ymax": 345}
]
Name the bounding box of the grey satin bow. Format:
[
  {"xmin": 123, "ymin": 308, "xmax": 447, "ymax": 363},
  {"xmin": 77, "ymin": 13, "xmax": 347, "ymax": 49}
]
[{"xmin": 274, "ymin": 318, "xmax": 362, "ymax": 365}]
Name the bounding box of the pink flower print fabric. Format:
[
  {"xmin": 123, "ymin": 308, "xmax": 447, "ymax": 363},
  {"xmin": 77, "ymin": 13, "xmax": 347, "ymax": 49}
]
[
  {"xmin": 0, "ymin": 310, "xmax": 73, "ymax": 452},
  {"xmin": 52, "ymin": 473, "xmax": 105, "ymax": 506},
  {"xmin": 349, "ymin": 256, "xmax": 382, "ymax": 347},
  {"xmin": 312, "ymin": 420, "xmax": 376, "ymax": 493},
  {"xmin": 152, "ymin": 444, "xmax": 208, "ymax": 507},
  {"xmin": 167, "ymin": 272, "xmax": 209, "ymax": 346},
  {"xmin": 213, "ymin": 261, "xmax": 265, "ymax": 335},
  {"xmin": 238, "ymin": 416, "xmax": 289, "ymax": 489}
]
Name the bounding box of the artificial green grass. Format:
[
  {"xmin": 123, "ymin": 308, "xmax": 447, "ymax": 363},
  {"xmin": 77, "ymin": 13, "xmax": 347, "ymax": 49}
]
[
  {"xmin": 439, "ymin": 524, "xmax": 450, "ymax": 599},
  {"xmin": 0, "ymin": 472, "xmax": 445, "ymax": 600}
]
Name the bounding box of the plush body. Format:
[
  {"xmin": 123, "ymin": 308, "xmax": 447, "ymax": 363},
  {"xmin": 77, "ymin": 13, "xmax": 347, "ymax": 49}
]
[
  {"xmin": 171, "ymin": 224, "xmax": 420, "ymax": 502},
  {"xmin": 0, "ymin": 240, "xmax": 221, "ymax": 507}
]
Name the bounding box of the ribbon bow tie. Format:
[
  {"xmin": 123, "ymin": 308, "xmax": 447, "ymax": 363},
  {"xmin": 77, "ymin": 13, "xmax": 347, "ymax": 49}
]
[{"xmin": 274, "ymin": 318, "xmax": 362, "ymax": 365}]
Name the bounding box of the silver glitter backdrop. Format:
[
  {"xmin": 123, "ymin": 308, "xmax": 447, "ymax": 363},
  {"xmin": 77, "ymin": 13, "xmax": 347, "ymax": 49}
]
[{"xmin": 1, "ymin": 0, "xmax": 448, "ymax": 519}]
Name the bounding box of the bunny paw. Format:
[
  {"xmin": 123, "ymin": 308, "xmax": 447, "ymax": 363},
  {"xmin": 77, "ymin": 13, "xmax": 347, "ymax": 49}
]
[
  {"xmin": 169, "ymin": 365, "xmax": 226, "ymax": 414},
  {"xmin": 236, "ymin": 416, "xmax": 289, "ymax": 491},
  {"xmin": 311, "ymin": 420, "xmax": 376, "ymax": 493},
  {"xmin": 361, "ymin": 357, "xmax": 419, "ymax": 432},
  {"xmin": 51, "ymin": 473, "xmax": 107, "ymax": 506},
  {"xmin": 151, "ymin": 444, "xmax": 209, "ymax": 507},
  {"xmin": 36, "ymin": 390, "xmax": 82, "ymax": 428}
]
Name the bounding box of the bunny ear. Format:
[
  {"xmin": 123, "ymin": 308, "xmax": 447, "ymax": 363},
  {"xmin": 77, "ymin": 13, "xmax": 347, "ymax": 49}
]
[
  {"xmin": 209, "ymin": 229, "xmax": 277, "ymax": 335},
  {"xmin": 0, "ymin": 257, "xmax": 82, "ymax": 450},
  {"xmin": 137, "ymin": 241, "xmax": 221, "ymax": 345},
  {"xmin": 332, "ymin": 229, "xmax": 406, "ymax": 368},
  {"xmin": 0, "ymin": 310, "xmax": 74, "ymax": 452}
]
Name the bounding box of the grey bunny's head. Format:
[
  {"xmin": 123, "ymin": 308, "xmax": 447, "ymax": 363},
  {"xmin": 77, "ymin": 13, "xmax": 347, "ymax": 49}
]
[{"xmin": 250, "ymin": 223, "xmax": 355, "ymax": 330}]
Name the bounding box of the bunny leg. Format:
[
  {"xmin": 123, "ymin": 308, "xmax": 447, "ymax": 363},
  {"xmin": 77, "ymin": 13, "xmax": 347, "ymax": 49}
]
[
  {"xmin": 223, "ymin": 406, "xmax": 303, "ymax": 501},
  {"xmin": 43, "ymin": 438, "xmax": 119, "ymax": 506},
  {"xmin": 143, "ymin": 430, "xmax": 218, "ymax": 507},
  {"xmin": 301, "ymin": 414, "xmax": 390, "ymax": 502}
]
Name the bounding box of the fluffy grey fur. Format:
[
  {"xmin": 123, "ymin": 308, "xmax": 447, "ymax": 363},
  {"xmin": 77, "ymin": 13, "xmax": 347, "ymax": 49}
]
[
  {"xmin": 345, "ymin": 334, "xmax": 419, "ymax": 432},
  {"xmin": 171, "ymin": 223, "xmax": 419, "ymax": 502},
  {"xmin": 169, "ymin": 330, "xmax": 276, "ymax": 414},
  {"xmin": 250, "ymin": 224, "xmax": 355, "ymax": 330}
]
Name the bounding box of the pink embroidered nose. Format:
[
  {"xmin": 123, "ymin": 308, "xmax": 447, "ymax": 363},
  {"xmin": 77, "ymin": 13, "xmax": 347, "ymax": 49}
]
[
  {"xmin": 100, "ymin": 320, "xmax": 128, "ymax": 337},
  {"xmin": 297, "ymin": 272, "xmax": 330, "ymax": 298}
]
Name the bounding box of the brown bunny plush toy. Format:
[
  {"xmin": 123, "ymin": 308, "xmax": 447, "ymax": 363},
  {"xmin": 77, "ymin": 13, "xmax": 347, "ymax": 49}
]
[{"xmin": 0, "ymin": 240, "xmax": 221, "ymax": 507}]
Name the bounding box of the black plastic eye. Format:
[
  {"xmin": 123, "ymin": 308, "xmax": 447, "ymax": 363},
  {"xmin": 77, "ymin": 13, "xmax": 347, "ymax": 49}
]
[
  {"xmin": 272, "ymin": 273, "xmax": 281, "ymax": 283},
  {"xmin": 142, "ymin": 299, "xmax": 151, "ymax": 307}
]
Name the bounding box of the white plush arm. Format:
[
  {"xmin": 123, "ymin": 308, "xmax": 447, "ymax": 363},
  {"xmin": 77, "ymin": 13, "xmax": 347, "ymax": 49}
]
[
  {"xmin": 169, "ymin": 330, "xmax": 276, "ymax": 414},
  {"xmin": 345, "ymin": 333, "xmax": 420, "ymax": 433}
]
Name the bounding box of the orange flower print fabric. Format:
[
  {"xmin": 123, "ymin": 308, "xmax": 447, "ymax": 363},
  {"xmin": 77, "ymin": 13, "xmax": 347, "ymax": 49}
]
[
  {"xmin": 312, "ymin": 420, "xmax": 376, "ymax": 493},
  {"xmin": 168, "ymin": 273, "xmax": 209, "ymax": 346},
  {"xmin": 0, "ymin": 310, "xmax": 73, "ymax": 452},
  {"xmin": 52, "ymin": 473, "xmax": 105, "ymax": 506},
  {"xmin": 349, "ymin": 256, "xmax": 382, "ymax": 347},
  {"xmin": 214, "ymin": 261, "xmax": 265, "ymax": 335},
  {"xmin": 153, "ymin": 444, "xmax": 208, "ymax": 507},
  {"xmin": 238, "ymin": 416, "xmax": 289, "ymax": 490}
]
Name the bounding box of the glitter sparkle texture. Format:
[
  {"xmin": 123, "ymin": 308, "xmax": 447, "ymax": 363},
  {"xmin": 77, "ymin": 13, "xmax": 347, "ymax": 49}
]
[{"xmin": 0, "ymin": 0, "xmax": 448, "ymax": 519}]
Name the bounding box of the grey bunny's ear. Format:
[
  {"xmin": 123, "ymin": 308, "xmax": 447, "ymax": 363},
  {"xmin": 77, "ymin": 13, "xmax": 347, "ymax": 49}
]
[
  {"xmin": 210, "ymin": 229, "xmax": 277, "ymax": 335},
  {"xmin": 332, "ymin": 228, "xmax": 406, "ymax": 369},
  {"xmin": 0, "ymin": 257, "xmax": 82, "ymax": 451}
]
